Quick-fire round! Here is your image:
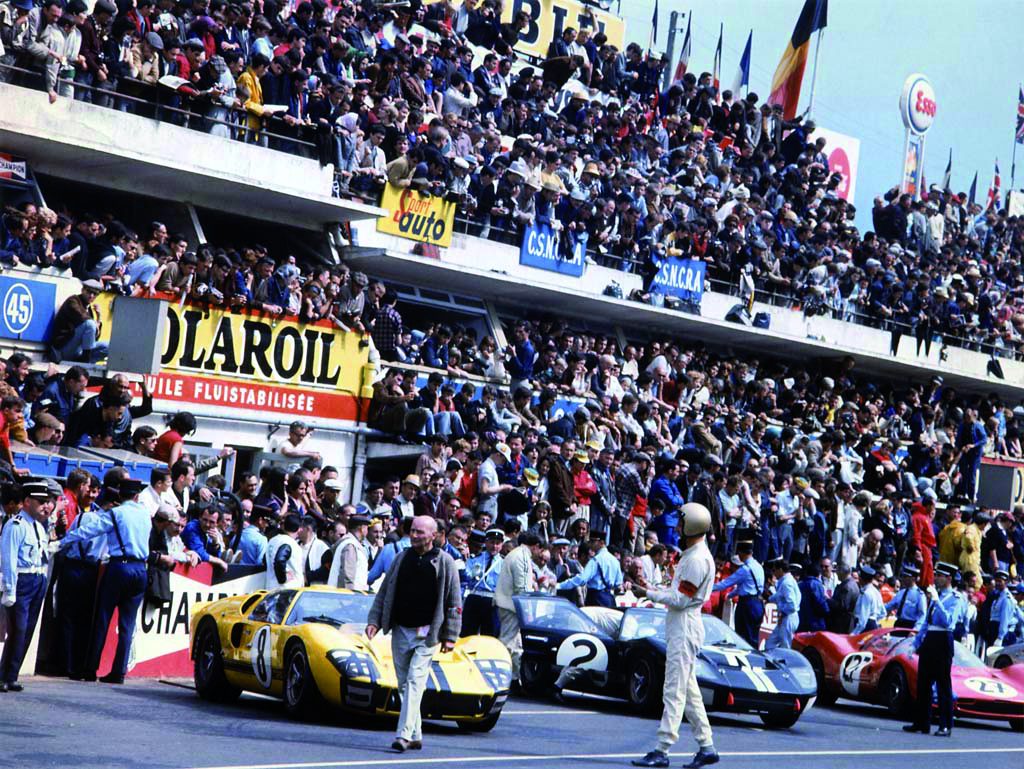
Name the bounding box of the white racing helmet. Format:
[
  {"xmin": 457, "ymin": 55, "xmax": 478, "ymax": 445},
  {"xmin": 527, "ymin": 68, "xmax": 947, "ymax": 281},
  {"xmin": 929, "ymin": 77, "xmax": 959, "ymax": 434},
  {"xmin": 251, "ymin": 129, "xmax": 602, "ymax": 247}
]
[{"xmin": 680, "ymin": 502, "xmax": 712, "ymax": 537}]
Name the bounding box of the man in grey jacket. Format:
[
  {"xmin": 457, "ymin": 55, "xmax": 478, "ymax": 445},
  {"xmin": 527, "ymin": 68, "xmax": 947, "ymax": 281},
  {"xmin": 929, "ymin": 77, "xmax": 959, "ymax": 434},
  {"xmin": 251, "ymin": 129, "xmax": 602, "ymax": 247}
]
[{"xmin": 367, "ymin": 515, "xmax": 462, "ymax": 752}]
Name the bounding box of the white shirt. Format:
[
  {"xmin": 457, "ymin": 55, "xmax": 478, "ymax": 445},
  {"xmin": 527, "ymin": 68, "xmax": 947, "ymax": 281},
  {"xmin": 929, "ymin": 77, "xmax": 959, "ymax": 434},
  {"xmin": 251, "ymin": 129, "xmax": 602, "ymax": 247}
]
[
  {"xmin": 265, "ymin": 533, "xmax": 305, "ymax": 590},
  {"xmin": 640, "ymin": 554, "xmax": 662, "ymax": 586}
]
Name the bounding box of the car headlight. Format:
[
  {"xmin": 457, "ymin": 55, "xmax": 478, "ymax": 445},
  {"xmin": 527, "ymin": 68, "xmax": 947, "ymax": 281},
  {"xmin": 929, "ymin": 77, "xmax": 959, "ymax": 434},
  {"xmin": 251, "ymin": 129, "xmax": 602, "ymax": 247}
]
[
  {"xmin": 475, "ymin": 658, "xmax": 513, "ymax": 692},
  {"xmin": 328, "ymin": 649, "xmax": 378, "ymax": 680},
  {"xmin": 790, "ymin": 663, "xmax": 816, "ymax": 689}
]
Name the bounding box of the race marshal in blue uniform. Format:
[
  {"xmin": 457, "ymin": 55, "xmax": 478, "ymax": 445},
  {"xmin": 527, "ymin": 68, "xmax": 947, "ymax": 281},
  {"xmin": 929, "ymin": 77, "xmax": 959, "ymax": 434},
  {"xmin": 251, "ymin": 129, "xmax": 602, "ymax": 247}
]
[
  {"xmin": 461, "ymin": 528, "xmax": 504, "ymax": 637},
  {"xmin": 0, "ymin": 480, "xmax": 61, "ymax": 692},
  {"xmin": 765, "ymin": 560, "xmax": 802, "ymax": 650},
  {"xmin": 712, "ymin": 540, "xmax": 764, "ymax": 648},
  {"xmin": 60, "ymin": 477, "xmax": 151, "ymax": 684},
  {"xmin": 904, "ymin": 561, "xmax": 966, "ymax": 737},
  {"xmin": 556, "ymin": 529, "xmax": 623, "ymax": 607},
  {"xmin": 886, "ymin": 564, "xmax": 926, "ymax": 629}
]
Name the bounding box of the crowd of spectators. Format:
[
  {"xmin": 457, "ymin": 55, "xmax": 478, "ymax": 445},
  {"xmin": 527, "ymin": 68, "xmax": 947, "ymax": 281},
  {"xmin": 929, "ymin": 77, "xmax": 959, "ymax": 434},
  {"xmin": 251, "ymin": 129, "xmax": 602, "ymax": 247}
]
[{"xmin": 5, "ymin": 0, "xmax": 1024, "ymax": 360}]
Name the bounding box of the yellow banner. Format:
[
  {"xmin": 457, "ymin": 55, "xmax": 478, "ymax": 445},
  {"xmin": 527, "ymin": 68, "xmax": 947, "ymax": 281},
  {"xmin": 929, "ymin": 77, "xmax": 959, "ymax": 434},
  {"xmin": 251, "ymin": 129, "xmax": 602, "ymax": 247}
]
[
  {"xmin": 377, "ymin": 183, "xmax": 457, "ymax": 248},
  {"xmin": 500, "ymin": 0, "xmax": 625, "ymax": 60},
  {"xmin": 95, "ymin": 296, "xmax": 372, "ymax": 420}
]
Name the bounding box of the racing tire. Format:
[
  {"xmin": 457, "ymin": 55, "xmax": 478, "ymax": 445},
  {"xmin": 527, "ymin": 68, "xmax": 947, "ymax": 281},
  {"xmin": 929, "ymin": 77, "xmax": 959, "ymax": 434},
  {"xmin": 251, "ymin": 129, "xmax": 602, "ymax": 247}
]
[
  {"xmin": 283, "ymin": 642, "xmax": 325, "ymax": 720},
  {"xmin": 626, "ymin": 654, "xmax": 664, "ymax": 716},
  {"xmin": 880, "ymin": 665, "xmax": 911, "ymax": 718},
  {"xmin": 519, "ymin": 656, "xmax": 554, "ymax": 697},
  {"xmin": 194, "ymin": 621, "xmax": 241, "ymax": 703},
  {"xmin": 993, "ymin": 655, "xmax": 1014, "ymax": 670},
  {"xmin": 800, "ymin": 648, "xmax": 836, "ymax": 706},
  {"xmin": 457, "ymin": 712, "xmax": 502, "ymax": 733},
  {"xmin": 759, "ymin": 711, "xmax": 801, "ymax": 729},
  {"xmin": 1010, "ymin": 719, "xmax": 1024, "ymax": 733}
]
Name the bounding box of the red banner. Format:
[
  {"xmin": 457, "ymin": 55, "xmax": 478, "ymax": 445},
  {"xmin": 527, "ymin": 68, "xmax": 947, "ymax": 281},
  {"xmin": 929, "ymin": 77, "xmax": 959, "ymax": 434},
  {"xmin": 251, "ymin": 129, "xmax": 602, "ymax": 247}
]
[{"xmin": 98, "ymin": 562, "xmax": 265, "ymax": 678}]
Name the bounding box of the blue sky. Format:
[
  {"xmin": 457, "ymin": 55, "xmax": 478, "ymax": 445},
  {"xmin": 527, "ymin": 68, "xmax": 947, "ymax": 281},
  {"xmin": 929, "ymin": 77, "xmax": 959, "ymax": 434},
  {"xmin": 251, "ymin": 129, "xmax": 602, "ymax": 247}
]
[{"xmin": 615, "ymin": 0, "xmax": 1022, "ymax": 230}]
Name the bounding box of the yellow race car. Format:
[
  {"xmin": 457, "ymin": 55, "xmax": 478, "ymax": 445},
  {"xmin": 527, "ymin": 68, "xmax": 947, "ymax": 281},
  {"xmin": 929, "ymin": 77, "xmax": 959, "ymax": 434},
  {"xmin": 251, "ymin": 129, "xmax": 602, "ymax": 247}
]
[{"xmin": 190, "ymin": 587, "xmax": 512, "ymax": 731}]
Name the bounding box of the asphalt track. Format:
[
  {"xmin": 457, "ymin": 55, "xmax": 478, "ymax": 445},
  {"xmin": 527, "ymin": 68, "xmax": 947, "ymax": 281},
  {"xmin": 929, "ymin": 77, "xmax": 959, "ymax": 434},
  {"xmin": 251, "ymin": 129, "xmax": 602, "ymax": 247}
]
[{"xmin": 1, "ymin": 678, "xmax": 1022, "ymax": 769}]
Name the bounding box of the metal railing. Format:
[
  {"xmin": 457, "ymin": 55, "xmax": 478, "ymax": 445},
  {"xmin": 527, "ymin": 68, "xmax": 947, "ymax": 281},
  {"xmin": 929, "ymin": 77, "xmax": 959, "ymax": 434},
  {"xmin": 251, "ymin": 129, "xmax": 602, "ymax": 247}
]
[
  {"xmin": 6, "ymin": 62, "xmax": 1017, "ymax": 364},
  {"xmin": 1, "ymin": 62, "xmax": 316, "ymax": 154}
]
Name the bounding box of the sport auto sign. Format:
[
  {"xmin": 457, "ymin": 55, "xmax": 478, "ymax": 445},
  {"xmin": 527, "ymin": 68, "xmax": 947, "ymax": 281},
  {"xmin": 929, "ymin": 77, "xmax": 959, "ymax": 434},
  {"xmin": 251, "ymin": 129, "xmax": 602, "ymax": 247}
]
[{"xmin": 900, "ymin": 74, "xmax": 936, "ymax": 135}]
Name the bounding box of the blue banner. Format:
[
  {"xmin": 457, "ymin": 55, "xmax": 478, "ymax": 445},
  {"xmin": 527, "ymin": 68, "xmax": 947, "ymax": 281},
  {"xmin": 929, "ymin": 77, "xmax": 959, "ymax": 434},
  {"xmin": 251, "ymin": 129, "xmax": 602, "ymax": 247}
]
[
  {"xmin": 0, "ymin": 276, "xmax": 57, "ymax": 342},
  {"xmin": 650, "ymin": 257, "xmax": 705, "ymax": 304},
  {"xmin": 519, "ymin": 222, "xmax": 585, "ymax": 277}
]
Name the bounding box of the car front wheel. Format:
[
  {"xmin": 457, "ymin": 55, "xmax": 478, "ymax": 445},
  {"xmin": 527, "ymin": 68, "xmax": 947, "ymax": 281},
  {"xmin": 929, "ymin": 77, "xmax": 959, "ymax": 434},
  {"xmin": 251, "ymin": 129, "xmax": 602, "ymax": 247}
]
[
  {"xmin": 194, "ymin": 622, "xmax": 241, "ymax": 703},
  {"xmin": 627, "ymin": 655, "xmax": 664, "ymax": 716},
  {"xmin": 283, "ymin": 643, "xmax": 324, "ymax": 719},
  {"xmin": 880, "ymin": 665, "xmax": 910, "ymax": 717}
]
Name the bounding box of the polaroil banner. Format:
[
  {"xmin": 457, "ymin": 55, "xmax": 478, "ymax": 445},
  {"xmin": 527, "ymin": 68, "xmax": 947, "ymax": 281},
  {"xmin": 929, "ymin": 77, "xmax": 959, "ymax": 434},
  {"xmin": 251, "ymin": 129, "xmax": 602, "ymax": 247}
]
[{"xmin": 96, "ymin": 296, "xmax": 370, "ymax": 421}]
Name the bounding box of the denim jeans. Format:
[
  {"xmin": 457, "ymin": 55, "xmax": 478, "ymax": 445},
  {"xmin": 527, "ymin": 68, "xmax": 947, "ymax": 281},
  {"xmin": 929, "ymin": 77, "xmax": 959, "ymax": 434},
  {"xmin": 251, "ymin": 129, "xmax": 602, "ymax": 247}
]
[{"xmin": 57, "ymin": 320, "xmax": 108, "ymax": 363}]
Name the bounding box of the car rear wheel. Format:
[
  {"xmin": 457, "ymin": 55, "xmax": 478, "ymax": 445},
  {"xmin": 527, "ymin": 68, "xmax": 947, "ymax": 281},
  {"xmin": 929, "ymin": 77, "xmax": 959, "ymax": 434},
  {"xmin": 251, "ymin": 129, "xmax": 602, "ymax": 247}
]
[
  {"xmin": 283, "ymin": 643, "xmax": 324, "ymax": 720},
  {"xmin": 1009, "ymin": 719, "xmax": 1024, "ymax": 733},
  {"xmin": 519, "ymin": 657, "xmax": 553, "ymax": 697},
  {"xmin": 993, "ymin": 655, "xmax": 1014, "ymax": 670},
  {"xmin": 457, "ymin": 712, "xmax": 501, "ymax": 732},
  {"xmin": 880, "ymin": 665, "xmax": 910, "ymax": 717},
  {"xmin": 759, "ymin": 711, "xmax": 801, "ymax": 729},
  {"xmin": 194, "ymin": 622, "xmax": 241, "ymax": 703},
  {"xmin": 800, "ymin": 649, "xmax": 836, "ymax": 706},
  {"xmin": 626, "ymin": 655, "xmax": 664, "ymax": 716}
]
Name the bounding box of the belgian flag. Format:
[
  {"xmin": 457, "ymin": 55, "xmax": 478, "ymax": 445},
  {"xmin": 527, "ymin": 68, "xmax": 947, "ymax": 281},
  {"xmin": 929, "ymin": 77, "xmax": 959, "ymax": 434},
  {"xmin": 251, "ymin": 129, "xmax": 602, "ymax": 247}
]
[{"xmin": 768, "ymin": 0, "xmax": 828, "ymax": 119}]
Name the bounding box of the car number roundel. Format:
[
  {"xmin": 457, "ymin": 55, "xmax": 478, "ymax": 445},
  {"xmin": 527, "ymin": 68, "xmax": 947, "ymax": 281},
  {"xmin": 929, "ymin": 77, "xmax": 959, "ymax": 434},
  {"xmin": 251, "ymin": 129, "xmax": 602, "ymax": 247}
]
[
  {"xmin": 963, "ymin": 677, "xmax": 1018, "ymax": 698},
  {"xmin": 251, "ymin": 626, "xmax": 273, "ymax": 689},
  {"xmin": 555, "ymin": 633, "xmax": 609, "ymax": 672},
  {"xmin": 839, "ymin": 651, "xmax": 873, "ymax": 696}
]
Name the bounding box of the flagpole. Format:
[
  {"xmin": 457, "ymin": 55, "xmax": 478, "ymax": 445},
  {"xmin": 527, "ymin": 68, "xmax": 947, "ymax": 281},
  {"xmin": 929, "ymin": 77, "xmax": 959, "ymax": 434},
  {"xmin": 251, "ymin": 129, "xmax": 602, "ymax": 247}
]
[
  {"xmin": 805, "ymin": 27, "xmax": 824, "ymax": 118},
  {"xmin": 1012, "ymin": 140, "xmax": 1017, "ymax": 191}
]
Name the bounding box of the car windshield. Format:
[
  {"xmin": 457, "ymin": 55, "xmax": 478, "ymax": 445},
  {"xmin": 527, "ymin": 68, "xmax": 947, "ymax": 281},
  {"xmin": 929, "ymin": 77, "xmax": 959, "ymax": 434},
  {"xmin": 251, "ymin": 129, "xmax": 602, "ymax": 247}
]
[
  {"xmin": 619, "ymin": 609, "xmax": 665, "ymax": 641},
  {"xmin": 701, "ymin": 614, "xmax": 754, "ymax": 650},
  {"xmin": 891, "ymin": 636, "xmax": 986, "ymax": 668},
  {"xmin": 518, "ymin": 596, "xmax": 600, "ymax": 633},
  {"xmin": 617, "ymin": 610, "xmax": 752, "ymax": 651},
  {"xmin": 285, "ymin": 591, "xmax": 375, "ymax": 628}
]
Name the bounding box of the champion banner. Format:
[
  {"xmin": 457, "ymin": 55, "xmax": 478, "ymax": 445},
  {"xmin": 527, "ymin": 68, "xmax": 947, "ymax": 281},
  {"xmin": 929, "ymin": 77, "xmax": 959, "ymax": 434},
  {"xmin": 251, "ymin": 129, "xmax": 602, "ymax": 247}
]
[
  {"xmin": 519, "ymin": 221, "xmax": 586, "ymax": 277},
  {"xmin": 650, "ymin": 257, "xmax": 705, "ymax": 305}
]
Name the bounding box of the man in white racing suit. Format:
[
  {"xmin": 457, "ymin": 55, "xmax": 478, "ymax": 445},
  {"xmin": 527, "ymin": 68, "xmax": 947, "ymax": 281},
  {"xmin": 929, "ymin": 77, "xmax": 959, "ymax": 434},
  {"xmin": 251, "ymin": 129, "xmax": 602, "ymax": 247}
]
[{"xmin": 631, "ymin": 503, "xmax": 719, "ymax": 769}]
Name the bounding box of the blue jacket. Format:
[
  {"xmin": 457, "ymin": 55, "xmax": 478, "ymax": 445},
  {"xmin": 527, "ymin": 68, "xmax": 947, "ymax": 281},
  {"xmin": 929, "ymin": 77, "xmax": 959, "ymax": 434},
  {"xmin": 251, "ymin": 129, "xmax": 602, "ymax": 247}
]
[
  {"xmin": 506, "ymin": 338, "xmax": 535, "ymax": 379},
  {"xmin": 798, "ymin": 577, "xmax": 830, "ymax": 631}
]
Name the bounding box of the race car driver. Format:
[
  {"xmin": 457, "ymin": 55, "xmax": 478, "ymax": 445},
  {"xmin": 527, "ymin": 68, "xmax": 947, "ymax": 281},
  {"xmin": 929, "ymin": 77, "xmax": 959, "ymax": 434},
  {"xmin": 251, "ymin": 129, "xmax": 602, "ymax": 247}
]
[{"xmin": 630, "ymin": 503, "xmax": 719, "ymax": 769}]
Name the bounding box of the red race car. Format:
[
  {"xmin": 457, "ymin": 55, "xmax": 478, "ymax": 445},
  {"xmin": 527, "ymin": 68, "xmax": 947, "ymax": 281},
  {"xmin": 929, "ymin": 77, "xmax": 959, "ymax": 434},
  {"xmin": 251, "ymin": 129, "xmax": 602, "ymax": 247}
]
[{"xmin": 794, "ymin": 627, "xmax": 1024, "ymax": 732}]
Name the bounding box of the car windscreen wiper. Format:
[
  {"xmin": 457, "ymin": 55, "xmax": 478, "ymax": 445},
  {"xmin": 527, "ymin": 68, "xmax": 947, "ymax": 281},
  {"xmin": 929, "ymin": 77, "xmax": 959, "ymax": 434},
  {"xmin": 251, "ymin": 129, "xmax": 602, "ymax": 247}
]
[{"xmin": 302, "ymin": 614, "xmax": 344, "ymax": 627}]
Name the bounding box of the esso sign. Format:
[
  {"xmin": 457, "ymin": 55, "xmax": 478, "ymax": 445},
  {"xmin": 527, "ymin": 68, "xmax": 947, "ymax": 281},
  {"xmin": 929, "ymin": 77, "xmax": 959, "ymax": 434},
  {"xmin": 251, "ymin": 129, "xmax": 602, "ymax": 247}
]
[{"xmin": 900, "ymin": 74, "xmax": 936, "ymax": 135}]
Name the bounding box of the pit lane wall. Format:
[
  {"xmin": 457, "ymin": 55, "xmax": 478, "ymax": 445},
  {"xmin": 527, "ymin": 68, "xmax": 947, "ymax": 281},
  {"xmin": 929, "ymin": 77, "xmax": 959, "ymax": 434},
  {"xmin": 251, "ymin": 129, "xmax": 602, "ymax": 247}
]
[{"xmin": 2, "ymin": 560, "xmax": 265, "ymax": 681}]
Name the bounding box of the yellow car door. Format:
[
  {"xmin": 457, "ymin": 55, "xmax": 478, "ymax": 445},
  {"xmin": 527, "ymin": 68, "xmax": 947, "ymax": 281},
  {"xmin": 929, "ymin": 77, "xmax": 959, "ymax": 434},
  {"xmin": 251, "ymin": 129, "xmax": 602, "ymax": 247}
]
[{"xmin": 229, "ymin": 591, "xmax": 298, "ymax": 695}]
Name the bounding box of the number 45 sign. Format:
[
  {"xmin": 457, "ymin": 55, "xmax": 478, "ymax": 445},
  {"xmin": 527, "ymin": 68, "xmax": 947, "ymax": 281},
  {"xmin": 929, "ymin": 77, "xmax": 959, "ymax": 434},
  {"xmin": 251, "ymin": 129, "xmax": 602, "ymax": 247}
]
[{"xmin": 0, "ymin": 277, "xmax": 56, "ymax": 343}]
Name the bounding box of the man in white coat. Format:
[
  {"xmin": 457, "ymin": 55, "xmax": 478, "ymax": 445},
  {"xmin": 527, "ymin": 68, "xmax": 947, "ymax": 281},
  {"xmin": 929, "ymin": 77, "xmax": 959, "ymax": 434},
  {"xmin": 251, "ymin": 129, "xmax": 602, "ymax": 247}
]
[
  {"xmin": 265, "ymin": 515, "xmax": 305, "ymax": 590},
  {"xmin": 328, "ymin": 514, "xmax": 370, "ymax": 590},
  {"xmin": 493, "ymin": 533, "xmax": 542, "ymax": 683},
  {"xmin": 631, "ymin": 503, "xmax": 719, "ymax": 769}
]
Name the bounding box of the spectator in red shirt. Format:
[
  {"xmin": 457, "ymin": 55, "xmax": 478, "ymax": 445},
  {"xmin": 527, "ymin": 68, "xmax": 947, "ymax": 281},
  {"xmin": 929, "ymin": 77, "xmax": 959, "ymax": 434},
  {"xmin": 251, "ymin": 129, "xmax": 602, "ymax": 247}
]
[
  {"xmin": 0, "ymin": 395, "xmax": 29, "ymax": 476},
  {"xmin": 61, "ymin": 468, "xmax": 92, "ymax": 530},
  {"xmin": 911, "ymin": 498, "xmax": 937, "ymax": 587}
]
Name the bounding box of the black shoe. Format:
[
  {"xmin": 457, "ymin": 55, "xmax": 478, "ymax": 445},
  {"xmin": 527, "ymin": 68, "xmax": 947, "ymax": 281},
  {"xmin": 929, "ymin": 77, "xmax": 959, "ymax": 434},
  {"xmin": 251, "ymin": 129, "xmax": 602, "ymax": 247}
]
[
  {"xmin": 5, "ymin": 683, "xmax": 23, "ymax": 692},
  {"xmin": 99, "ymin": 673, "xmax": 124, "ymax": 684},
  {"xmin": 0, "ymin": 683, "xmax": 8, "ymax": 693},
  {"xmin": 683, "ymin": 748, "xmax": 720, "ymax": 769},
  {"xmin": 407, "ymin": 740, "xmax": 422, "ymax": 750},
  {"xmin": 81, "ymin": 673, "xmax": 97, "ymax": 682},
  {"xmin": 934, "ymin": 728, "xmax": 951, "ymax": 737},
  {"xmin": 631, "ymin": 751, "xmax": 670, "ymax": 768},
  {"xmin": 903, "ymin": 724, "xmax": 930, "ymax": 734},
  {"xmin": 391, "ymin": 738, "xmax": 411, "ymax": 752}
]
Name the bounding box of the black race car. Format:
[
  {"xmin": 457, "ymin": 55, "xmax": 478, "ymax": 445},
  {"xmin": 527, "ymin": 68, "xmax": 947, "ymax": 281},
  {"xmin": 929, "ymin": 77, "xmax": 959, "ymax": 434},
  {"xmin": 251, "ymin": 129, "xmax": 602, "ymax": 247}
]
[{"xmin": 514, "ymin": 595, "xmax": 817, "ymax": 728}]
